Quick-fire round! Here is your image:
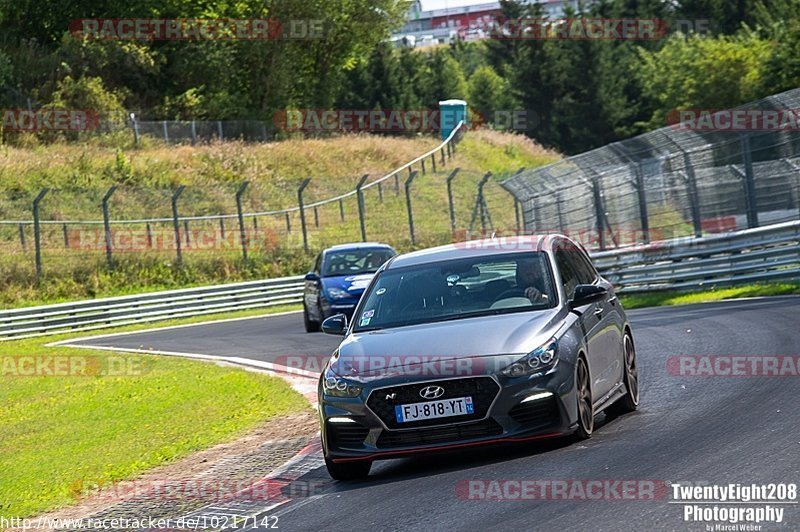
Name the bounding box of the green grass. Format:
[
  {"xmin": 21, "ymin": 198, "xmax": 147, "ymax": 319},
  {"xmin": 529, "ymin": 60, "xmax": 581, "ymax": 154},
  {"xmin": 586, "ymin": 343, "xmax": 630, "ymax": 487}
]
[
  {"xmin": 0, "ymin": 130, "xmax": 559, "ymax": 308},
  {"xmin": 0, "ymin": 304, "xmax": 308, "ymax": 518},
  {"xmin": 619, "ymin": 282, "xmax": 800, "ymax": 309}
]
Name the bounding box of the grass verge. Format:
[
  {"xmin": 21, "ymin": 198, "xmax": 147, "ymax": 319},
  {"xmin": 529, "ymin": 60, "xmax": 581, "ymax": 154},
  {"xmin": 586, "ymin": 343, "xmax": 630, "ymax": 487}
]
[
  {"xmin": 0, "ymin": 304, "xmax": 307, "ymax": 518},
  {"xmin": 619, "ymin": 282, "xmax": 800, "ymax": 309}
]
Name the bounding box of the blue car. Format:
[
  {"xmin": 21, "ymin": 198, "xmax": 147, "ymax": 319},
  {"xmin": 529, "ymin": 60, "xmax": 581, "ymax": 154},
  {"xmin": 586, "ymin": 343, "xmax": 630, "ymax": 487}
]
[{"xmin": 303, "ymin": 243, "xmax": 396, "ymax": 332}]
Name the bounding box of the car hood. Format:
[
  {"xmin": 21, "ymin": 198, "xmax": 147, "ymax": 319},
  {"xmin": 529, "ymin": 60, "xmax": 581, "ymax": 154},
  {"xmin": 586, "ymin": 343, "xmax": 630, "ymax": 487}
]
[
  {"xmin": 330, "ymin": 308, "xmax": 567, "ymax": 379},
  {"xmin": 321, "ymin": 273, "xmax": 374, "ymax": 298}
]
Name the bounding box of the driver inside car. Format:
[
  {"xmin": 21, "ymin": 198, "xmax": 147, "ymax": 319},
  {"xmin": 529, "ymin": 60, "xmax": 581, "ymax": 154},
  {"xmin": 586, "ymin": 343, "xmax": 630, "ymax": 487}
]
[{"xmin": 516, "ymin": 258, "xmax": 549, "ymax": 304}]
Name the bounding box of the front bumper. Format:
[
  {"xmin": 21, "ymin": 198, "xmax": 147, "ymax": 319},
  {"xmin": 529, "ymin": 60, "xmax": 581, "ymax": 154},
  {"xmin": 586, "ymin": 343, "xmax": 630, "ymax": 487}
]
[{"xmin": 319, "ymin": 359, "xmax": 578, "ymax": 463}]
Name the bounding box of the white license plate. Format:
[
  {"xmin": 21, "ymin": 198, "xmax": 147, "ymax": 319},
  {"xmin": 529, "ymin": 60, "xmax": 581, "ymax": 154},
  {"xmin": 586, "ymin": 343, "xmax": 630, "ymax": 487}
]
[{"xmin": 395, "ymin": 396, "xmax": 474, "ymax": 423}]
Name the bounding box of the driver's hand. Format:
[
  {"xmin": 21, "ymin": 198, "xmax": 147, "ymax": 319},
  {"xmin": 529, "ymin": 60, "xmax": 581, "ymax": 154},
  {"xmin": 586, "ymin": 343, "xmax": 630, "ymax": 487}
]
[{"xmin": 524, "ymin": 286, "xmax": 543, "ymax": 302}]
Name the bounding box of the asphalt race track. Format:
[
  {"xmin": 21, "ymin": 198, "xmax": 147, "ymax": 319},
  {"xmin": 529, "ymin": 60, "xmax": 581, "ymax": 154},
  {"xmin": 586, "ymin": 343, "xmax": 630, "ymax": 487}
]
[{"xmin": 65, "ymin": 297, "xmax": 800, "ymax": 531}]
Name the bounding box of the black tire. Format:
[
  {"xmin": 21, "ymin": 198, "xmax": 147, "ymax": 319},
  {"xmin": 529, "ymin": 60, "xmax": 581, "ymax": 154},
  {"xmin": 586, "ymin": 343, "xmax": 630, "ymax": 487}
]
[
  {"xmin": 303, "ymin": 303, "xmax": 320, "ymax": 333},
  {"xmin": 324, "ymin": 457, "xmax": 371, "ymax": 481},
  {"xmin": 573, "ymin": 356, "xmax": 594, "ymax": 440},
  {"xmin": 605, "ymin": 333, "xmax": 639, "ymax": 418}
]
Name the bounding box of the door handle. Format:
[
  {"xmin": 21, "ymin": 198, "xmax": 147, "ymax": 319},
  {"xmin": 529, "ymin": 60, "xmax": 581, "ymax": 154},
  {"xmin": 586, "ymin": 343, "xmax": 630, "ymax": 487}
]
[
  {"xmin": 593, "ymin": 307, "xmax": 604, "ymax": 316},
  {"xmin": 608, "ymin": 296, "xmax": 617, "ymax": 304}
]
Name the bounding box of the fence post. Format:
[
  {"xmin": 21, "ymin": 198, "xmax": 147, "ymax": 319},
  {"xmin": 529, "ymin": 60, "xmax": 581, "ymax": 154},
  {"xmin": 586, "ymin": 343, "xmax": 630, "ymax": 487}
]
[
  {"xmin": 162, "ymin": 121, "xmax": 169, "ymax": 143},
  {"xmin": 183, "ymin": 220, "xmax": 191, "ymax": 247},
  {"xmin": 219, "ymin": 218, "xmax": 225, "ymax": 239},
  {"xmin": 32, "ymin": 188, "xmax": 49, "ymax": 281},
  {"xmin": 405, "ymin": 171, "xmax": 418, "ymax": 245},
  {"xmin": 146, "ymin": 223, "xmax": 153, "ymax": 248},
  {"xmin": 18, "ymin": 224, "xmax": 26, "ymax": 251},
  {"xmin": 591, "ymin": 177, "xmax": 606, "ymax": 251},
  {"xmin": 431, "ymin": 152, "xmax": 437, "ymax": 173},
  {"xmin": 446, "ymin": 168, "xmax": 460, "ymax": 236},
  {"xmin": 285, "ymin": 212, "xmax": 291, "ymax": 233},
  {"xmin": 131, "ymin": 113, "xmax": 139, "ymax": 146},
  {"xmin": 633, "ymin": 163, "xmax": 650, "ymax": 244},
  {"xmin": 217, "ymin": 121, "xmax": 224, "ymax": 141},
  {"xmin": 682, "ymin": 152, "xmax": 703, "ymax": 238},
  {"xmin": 235, "ymin": 182, "xmax": 249, "ymax": 261},
  {"xmin": 395, "ymin": 173, "xmax": 400, "ymax": 195},
  {"xmin": 102, "ymin": 185, "xmax": 117, "ymax": 269},
  {"xmin": 297, "ymin": 178, "xmax": 312, "ymax": 253},
  {"xmin": 191, "ymin": 120, "xmax": 197, "ymax": 145},
  {"xmin": 62, "ymin": 223, "xmax": 69, "ymax": 248},
  {"xmin": 314, "ymin": 206, "xmax": 319, "ymax": 227},
  {"xmin": 378, "ymin": 181, "xmax": 383, "ymax": 203},
  {"xmin": 740, "ymin": 133, "xmax": 759, "ymax": 228},
  {"xmin": 441, "ymin": 147, "xmax": 446, "ymax": 166},
  {"xmin": 356, "ymin": 174, "xmax": 369, "ymax": 242},
  {"xmin": 171, "ymin": 186, "xmax": 185, "ymax": 266},
  {"xmin": 421, "ymin": 158, "xmax": 426, "ymax": 174},
  {"xmin": 469, "ymin": 173, "xmax": 492, "ymax": 233},
  {"xmin": 339, "ymin": 199, "xmax": 345, "ymax": 222}
]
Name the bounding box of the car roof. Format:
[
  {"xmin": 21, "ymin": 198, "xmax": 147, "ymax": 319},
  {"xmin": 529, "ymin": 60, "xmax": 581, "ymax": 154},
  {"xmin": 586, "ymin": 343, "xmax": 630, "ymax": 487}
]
[
  {"xmin": 324, "ymin": 242, "xmax": 395, "ymax": 253},
  {"xmin": 387, "ymin": 235, "xmax": 573, "ymax": 269}
]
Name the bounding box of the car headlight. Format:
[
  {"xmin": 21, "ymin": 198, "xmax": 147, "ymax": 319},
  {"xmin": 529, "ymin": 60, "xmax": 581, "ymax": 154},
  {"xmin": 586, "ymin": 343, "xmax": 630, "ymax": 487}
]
[
  {"xmin": 322, "ymin": 369, "xmax": 362, "ymax": 397},
  {"xmin": 326, "ymin": 287, "xmax": 351, "ymax": 300},
  {"xmin": 501, "ymin": 339, "xmax": 559, "ymax": 378}
]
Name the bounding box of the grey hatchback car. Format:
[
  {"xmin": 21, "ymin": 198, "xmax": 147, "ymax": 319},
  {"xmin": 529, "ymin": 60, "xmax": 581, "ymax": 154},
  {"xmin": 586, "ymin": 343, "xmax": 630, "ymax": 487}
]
[{"xmin": 318, "ymin": 235, "xmax": 639, "ymax": 480}]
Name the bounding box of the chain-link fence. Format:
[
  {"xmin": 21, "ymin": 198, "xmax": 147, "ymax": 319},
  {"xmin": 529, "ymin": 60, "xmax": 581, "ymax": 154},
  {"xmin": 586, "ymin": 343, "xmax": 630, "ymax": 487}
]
[{"xmin": 502, "ymin": 88, "xmax": 800, "ymax": 250}]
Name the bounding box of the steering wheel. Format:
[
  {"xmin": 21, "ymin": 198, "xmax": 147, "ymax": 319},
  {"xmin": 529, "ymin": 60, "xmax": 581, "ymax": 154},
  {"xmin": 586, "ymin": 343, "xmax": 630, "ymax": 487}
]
[{"xmin": 494, "ymin": 288, "xmax": 525, "ymax": 302}]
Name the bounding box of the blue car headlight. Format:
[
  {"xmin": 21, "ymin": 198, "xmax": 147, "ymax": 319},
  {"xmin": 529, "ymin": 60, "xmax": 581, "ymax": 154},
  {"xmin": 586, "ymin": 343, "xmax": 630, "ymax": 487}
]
[
  {"xmin": 326, "ymin": 287, "xmax": 351, "ymax": 300},
  {"xmin": 501, "ymin": 338, "xmax": 559, "ymax": 378},
  {"xmin": 322, "ymin": 368, "xmax": 362, "ymax": 398}
]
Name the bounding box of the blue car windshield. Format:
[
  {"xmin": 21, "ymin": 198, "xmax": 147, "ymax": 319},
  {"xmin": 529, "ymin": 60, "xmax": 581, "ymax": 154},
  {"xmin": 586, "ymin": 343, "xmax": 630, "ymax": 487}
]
[
  {"xmin": 322, "ymin": 248, "xmax": 394, "ymax": 277},
  {"xmin": 352, "ymin": 252, "xmax": 556, "ymax": 332}
]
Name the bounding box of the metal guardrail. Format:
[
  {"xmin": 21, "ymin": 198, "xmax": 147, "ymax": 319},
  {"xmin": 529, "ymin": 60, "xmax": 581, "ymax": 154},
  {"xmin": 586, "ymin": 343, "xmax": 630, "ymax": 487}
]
[
  {"xmin": 1, "ymin": 221, "xmax": 797, "ymax": 340},
  {"xmin": 592, "ymin": 220, "xmax": 800, "ymax": 293},
  {"xmin": 0, "ymin": 276, "xmax": 305, "ymax": 340}
]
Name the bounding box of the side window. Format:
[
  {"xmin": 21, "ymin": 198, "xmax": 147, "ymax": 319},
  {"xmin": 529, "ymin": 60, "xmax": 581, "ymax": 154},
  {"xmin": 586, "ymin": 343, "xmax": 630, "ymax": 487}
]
[
  {"xmin": 555, "ymin": 250, "xmax": 580, "ymax": 298},
  {"xmin": 313, "ymin": 253, "xmax": 322, "ymax": 274},
  {"xmin": 560, "ymin": 242, "xmax": 596, "ymax": 285}
]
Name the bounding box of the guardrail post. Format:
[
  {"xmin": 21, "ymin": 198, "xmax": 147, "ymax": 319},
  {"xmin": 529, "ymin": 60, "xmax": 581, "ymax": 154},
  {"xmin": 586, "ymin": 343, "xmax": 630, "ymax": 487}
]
[
  {"xmin": 235, "ymin": 182, "xmax": 249, "ymax": 261},
  {"xmin": 102, "ymin": 185, "xmax": 117, "ymax": 269},
  {"xmin": 740, "ymin": 133, "xmax": 759, "ymax": 228},
  {"xmin": 394, "ymin": 174, "xmax": 400, "ymax": 195},
  {"xmin": 285, "ymin": 213, "xmax": 291, "ymax": 233},
  {"xmin": 356, "ymin": 174, "xmax": 369, "ymax": 242},
  {"xmin": 431, "ymin": 152, "xmax": 437, "ymax": 173},
  {"xmin": 421, "ymin": 158, "xmax": 426, "ymax": 174},
  {"xmin": 171, "ymin": 186, "xmax": 185, "ymax": 266},
  {"xmin": 440, "ymin": 147, "xmax": 446, "ymax": 166},
  {"xmin": 682, "ymin": 153, "xmax": 703, "ymax": 238},
  {"xmin": 633, "ymin": 163, "xmax": 650, "ymax": 244},
  {"xmin": 446, "ymin": 168, "xmax": 460, "ymax": 236},
  {"xmin": 339, "ymin": 199, "xmax": 345, "ymax": 222},
  {"xmin": 146, "ymin": 223, "xmax": 153, "ymax": 248},
  {"xmin": 18, "ymin": 224, "xmax": 26, "ymax": 251},
  {"xmin": 377, "ymin": 182, "xmax": 383, "ymax": 203},
  {"xmin": 405, "ymin": 171, "xmax": 418, "ymax": 245},
  {"xmin": 314, "ymin": 206, "xmax": 319, "ymax": 227},
  {"xmin": 32, "ymin": 188, "xmax": 49, "ymax": 281},
  {"xmin": 219, "ymin": 218, "xmax": 225, "ymax": 239},
  {"xmin": 297, "ymin": 178, "xmax": 312, "ymax": 252},
  {"xmin": 62, "ymin": 223, "xmax": 69, "ymax": 248}
]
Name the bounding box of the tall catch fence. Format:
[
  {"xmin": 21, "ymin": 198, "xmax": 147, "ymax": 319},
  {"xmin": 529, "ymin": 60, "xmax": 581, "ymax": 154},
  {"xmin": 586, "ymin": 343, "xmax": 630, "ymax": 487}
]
[{"xmin": 502, "ymin": 88, "xmax": 800, "ymax": 250}]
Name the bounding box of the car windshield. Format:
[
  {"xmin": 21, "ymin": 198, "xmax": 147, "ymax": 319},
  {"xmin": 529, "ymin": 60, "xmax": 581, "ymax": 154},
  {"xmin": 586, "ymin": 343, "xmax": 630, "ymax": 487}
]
[
  {"xmin": 322, "ymin": 248, "xmax": 394, "ymax": 277},
  {"xmin": 352, "ymin": 252, "xmax": 556, "ymax": 332}
]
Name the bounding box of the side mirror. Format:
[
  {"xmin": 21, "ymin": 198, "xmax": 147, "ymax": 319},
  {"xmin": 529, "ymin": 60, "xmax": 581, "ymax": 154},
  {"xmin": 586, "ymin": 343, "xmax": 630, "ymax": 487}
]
[
  {"xmin": 569, "ymin": 284, "xmax": 608, "ymax": 309},
  {"xmin": 321, "ymin": 314, "xmax": 348, "ymax": 336},
  {"xmin": 304, "ymin": 272, "xmax": 320, "ymax": 282}
]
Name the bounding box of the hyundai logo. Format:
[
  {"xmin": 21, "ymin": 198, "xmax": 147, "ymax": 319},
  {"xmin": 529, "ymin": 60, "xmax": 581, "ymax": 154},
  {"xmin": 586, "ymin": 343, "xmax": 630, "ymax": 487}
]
[{"xmin": 419, "ymin": 385, "xmax": 445, "ymax": 400}]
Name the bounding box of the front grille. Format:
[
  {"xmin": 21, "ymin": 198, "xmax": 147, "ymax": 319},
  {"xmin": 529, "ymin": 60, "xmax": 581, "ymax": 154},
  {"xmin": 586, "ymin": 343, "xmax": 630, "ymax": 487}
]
[
  {"xmin": 327, "ymin": 423, "xmax": 370, "ymax": 449},
  {"xmin": 376, "ymin": 419, "xmax": 503, "ymax": 448},
  {"xmin": 508, "ymin": 396, "xmax": 560, "ymax": 428},
  {"xmin": 367, "ymin": 377, "xmax": 500, "ymax": 429}
]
